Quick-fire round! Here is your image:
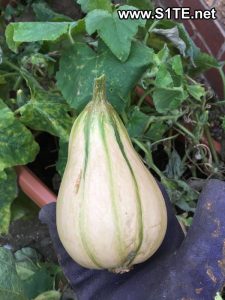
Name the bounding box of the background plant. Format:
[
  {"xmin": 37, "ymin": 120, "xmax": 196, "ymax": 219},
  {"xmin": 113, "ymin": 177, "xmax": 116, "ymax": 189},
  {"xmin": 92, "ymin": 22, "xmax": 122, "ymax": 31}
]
[{"xmin": 0, "ymin": 0, "xmax": 225, "ymax": 298}]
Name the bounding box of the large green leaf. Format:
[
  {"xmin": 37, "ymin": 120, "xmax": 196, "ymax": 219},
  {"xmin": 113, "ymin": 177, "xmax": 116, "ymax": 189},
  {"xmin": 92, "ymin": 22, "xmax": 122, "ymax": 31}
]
[
  {"xmin": 5, "ymin": 22, "xmax": 77, "ymax": 52},
  {"xmin": 77, "ymin": 0, "xmax": 112, "ymax": 13},
  {"xmin": 187, "ymin": 84, "xmax": 205, "ymax": 101},
  {"xmin": 56, "ymin": 41, "xmax": 153, "ymax": 112},
  {"xmin": 0, "ymin": 99, "xmax": 39, "ymax": 174},
  {"xmin": 126, "ymin": 0, "xmax": 154, "ymax": 10},
  {"xmin": 56, "ymin": 139, "xmax": 68, "ymax": 177},
  {"xmin": 153, "ymin": 86, "xmax": 188, "ymax": 113},
  {"xmin": 85, "ymin": 6, "xmax": 146, "ymax": 61},
  {"xmin": 18, "ymin": 70, "xmax": 73, "ymax": 142},
  {"xmin": 15, "ymin": 248, "xmax": 60, "ymax": 300},
  {"xmin": 155, "ymin": 64, "xmax": 173, "ymax": 88},
  {"xmin": 0, "ymin": 168, "xmax": 18, "ymax": 234},
  {"xmin": 162, "ymin": 178, "xmax": 198, "ymax": 212},
  {"xmin": 32, "ymin": 2, "xmax": 73, "ymax": 21},
  {"xmin": 0, "ymin": 247, "xmax": 27, "ymax": 300},
  {"xmin": 127, "ymin": 107, "xmax": 149, "ymax": 138},
  {"xmin": 34, "ymin": 290, "xmax": 61, "ymax": 300},
  {"xmin": 152, "ymin": 26, "xmax": 186, "ymax": 57},
  {"xmin": 11, "ymin": 191, "xmax": 39, "ymax": 223}
]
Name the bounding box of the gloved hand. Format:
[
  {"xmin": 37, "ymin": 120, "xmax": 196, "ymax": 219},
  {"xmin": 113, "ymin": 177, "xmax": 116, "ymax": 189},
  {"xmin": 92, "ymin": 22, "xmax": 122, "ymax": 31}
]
[{"xmin": 39, "ymin": 180, "xmax": 225, "ymax": 300}]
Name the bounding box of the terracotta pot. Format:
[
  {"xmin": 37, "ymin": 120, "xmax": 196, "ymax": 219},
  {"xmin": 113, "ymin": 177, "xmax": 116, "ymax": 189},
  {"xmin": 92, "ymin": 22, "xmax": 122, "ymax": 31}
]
[{"xmin": 16, "ymin": 166, "xmax": 56, "ymax": 207}]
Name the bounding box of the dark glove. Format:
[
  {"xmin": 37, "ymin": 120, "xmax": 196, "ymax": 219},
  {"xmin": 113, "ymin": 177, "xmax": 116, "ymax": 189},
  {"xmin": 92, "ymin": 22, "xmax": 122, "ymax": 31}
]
[{"xmin": 39, "ymin": 180, "xmax": 225, "ymax": 300}]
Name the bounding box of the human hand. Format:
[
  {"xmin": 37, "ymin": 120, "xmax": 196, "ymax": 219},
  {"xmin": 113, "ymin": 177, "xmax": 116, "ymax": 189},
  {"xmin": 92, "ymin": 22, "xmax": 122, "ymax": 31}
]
[{"xmin": 39, "ymin": 180, "xmax": 225, "ymax": 300}]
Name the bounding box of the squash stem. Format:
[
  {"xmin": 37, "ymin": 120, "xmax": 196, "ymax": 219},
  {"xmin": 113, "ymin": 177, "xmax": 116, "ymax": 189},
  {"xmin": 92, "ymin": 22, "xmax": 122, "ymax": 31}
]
[{"xmin": 92, "ymin": 74, "xmax": 107, "ymax": 103}]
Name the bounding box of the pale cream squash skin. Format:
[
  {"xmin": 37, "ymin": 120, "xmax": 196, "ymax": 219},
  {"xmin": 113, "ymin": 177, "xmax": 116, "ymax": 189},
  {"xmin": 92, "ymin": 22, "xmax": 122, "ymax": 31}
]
[{"xmin": 56, "ymin": 75, "xmax": 167, "ymax": 272}]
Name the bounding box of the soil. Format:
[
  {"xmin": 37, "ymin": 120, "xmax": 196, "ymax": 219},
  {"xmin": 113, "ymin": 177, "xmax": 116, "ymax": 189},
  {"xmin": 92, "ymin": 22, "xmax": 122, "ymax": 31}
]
[{"xmin": 0, "ymin": 217, "xmax": 57, "ymax": 263}]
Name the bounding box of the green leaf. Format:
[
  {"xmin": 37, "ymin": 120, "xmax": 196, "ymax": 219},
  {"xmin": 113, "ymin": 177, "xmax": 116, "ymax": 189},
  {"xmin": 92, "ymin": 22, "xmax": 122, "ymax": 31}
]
[
  {"xmin": 153, "ymin": 44, "xmax": 170, "ymax": 66},
  {"xmin": 187, "ymin": 84, "xmax": 205, "ymax": 101},
  {"xmin": 56, "ymin": 139, "xmax": 68, "ymax": 177},
  {"xmin": 87, "ymin": 0, "xmax": 112, "ymax": 12},
  {"xmin": 77, "ymin": 0, "xmax": 112, "ymax": 13},
  {"xmin": 0, "ymin": 99, "xmax": 39, "ymax": 173},
  {"xmin": 145, "ymin": 122, "xmax": 168, "ymax": 142},
  {"xmin": 15, "ymin": 248, "xmax": 59, "ymax": 300},
  {"xmin": 155, "ymin": 65, "xmax": 173, "ymax": 88},
  {"xmin": 164, "ymin": 149, "xmax": 185, "ymax": 179},
  {"xmin": 174, "ymin": 23, "xmax": 219, "ymax": 73},
  {"xmin": 214, "ymin": 292, "xmax": 223, "ymax": 300},
  {"xmin": 56, "ymin": 41, "xmax": 153, "ymax": 112},
  {"xmin": 153, "ymin": 86, "xmax": 188, "ymax": 113},
  {"xmin": 5, "ymin": 24, "xmax": 21, "ymax": 53},
  {"xmin": 189, "ymin": 50, "xmax": 220, "ymax": 76},
  {"xmin": 162, "ymin": 178, "xmax": 198, "ymax": 212},
  {"xmin": 85, "ymin": 6, "xmax": 146, "ymax": 61},
  {"xmin": 32, "ymin": 2, "xmax": 73, "ymax": 21},
  {"xmin": 0, "ymin": 247, "xmax": 27, "ymax": 300},
  {"xmin": 5, "ymin": 22, "xmax": 77, "ymax": 52},
  {"xmin": 170, "ymin": 55, "xmax": 183, "ymax": 76},
  {"xmin": 127, "ymin": 108, "xmax": 149, "ymax": 138},
  {"xmin": 34, "ymin": 290, "xmax": 61, "ymax": 300},
  {"xmin": 152, "ymin": 26, "xmax": 186, "ymax": 57},
  {"xmin": 0, "ymin": 168, "xmax": 18, "ymax": 234},
  {"xmin": 18, "ymin": 70, "xmax": 73, "ymax": 142},
  {"xmin": 126, "ymin": 0, "xmax": 153, "ymax": 10},
  {"xmin": 11, "ymin": 191, "xmax": 39, "ymax": 222}
]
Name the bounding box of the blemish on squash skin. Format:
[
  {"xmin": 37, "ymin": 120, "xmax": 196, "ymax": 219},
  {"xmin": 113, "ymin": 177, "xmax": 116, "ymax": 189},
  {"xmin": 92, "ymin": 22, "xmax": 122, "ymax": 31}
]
[
  {"xmin": 212, "ymin": 218, "xmax": 221, "ymax": 238},
  {"xmin": 218, "ymin": 240, "xmax": 225, "ymax": 276},
  {"xmin": 205, "ymin": 201, "xmax": 212, "ymax": 211},
  {"xmin": 195, "ymin": 288, "xmax": 203, "ymax": 294},
  {"xmin": 206, "ymin": 267, "xmax": 217, "ymax": 283},
  {"xmin": 75, "ymin": 170, "xmax": 82, "ymax": 194}
]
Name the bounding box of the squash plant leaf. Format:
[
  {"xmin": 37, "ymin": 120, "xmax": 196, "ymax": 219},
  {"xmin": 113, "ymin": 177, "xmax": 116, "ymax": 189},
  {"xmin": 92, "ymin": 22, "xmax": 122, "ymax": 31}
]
[
  {"xmin": 85, "ymin": 6, "xmax": 146, "ymax": 61},
  {"xmin": 56, "ymin": 139, "xmax": 68, "ymax": 177},
  {"xmin": 33, "ymin": 290, "xmax": 61, "ymax": 300},
  {"xmin": 0, "ymin": 168, "xmax": 18, "ymax": 234},
  {"xmin": 32, "ymin": 2, "xmax": 73, "ymax": 21},
  {"xmin": 127, "ymin": 108, "xmax": 149, "ymax": 138},
  {"xmin": 5, "ymin": 22, "xmax": 78, "ymax": 52},
  {"xmin": 0, "ymin": 99, "xmax": 39, "ymax": 174},
  {"xmin": 76, "ymin": 0, "xmax": 112, "ymax": 13},
  {"xmin": 153, "ymin": 86, "xmax": 188, "ymax": 114},
  {"xmin": 126, "ymin": 0, "xmax": 154, "ymax": 10},
  {"xmin": 162, "ymin": 178, "xmax": 198, "ymax": 213},
  {"xmin": 14, "ymin": 248, "xmax": 60, "ymax": 299},
  {"xmin": 56, "ymin": 41, "xmax": 153, "ymax": 112},
  {"xmin": 152, "ymin": 26, "xmax": 186, "ymax": 57},
  {"xmin": 18, "ymin": 69, "xmax": 73, "ymax": 142},
  {"xmin": 0, "ymin": 247, "xmax": 27, "ymax": 300},
  {"xmin": 187, "ymin": 84, "xmax": 205, "ymax": 101}
]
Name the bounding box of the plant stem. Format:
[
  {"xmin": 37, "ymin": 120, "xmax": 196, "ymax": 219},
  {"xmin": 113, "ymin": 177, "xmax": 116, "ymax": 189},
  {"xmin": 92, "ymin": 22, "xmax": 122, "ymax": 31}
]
[
  {"xmin": 185, "ymin": 75, "xmax": 199, "ymax": 85},
  {"xmin": 144, "ymin": 20, "xmax": 159, "ymax": 44},
  {"xmin": 121, "ymin": 111, "xmax": 128, "ymax": 125},
  {"xmin": 68, "ymin": 25, "xmax": 75, "ymax": 45},
  {"xmin": 150, "ymin": 134, "xmax": 179, "ymax": 147},
  {"xmin": 13, "ymin": 75, "xmax": 22, "ymax": 91},
  {"xmin": 175, "ymin": 122, "xmax": 197, "ymax": 141},
  {"xmin": 137, "ymin": 89, "xmax": 153, "ymax": 107},
  {"xmin": 132, "ymin": 138, "xmax": 165, "ymax": 179},
  {"xmin": 204, "ymin": 125, "xmax": 219, "ymax": 165},
  {"xmin": 144, "ymin": 114, "xmax": 181, "ymax": 133},
  {"xmin": 218, "ymin": 66, "xmax": 225, "ymax": 99},
  {"xmin": 210, "ymin": 99, "xmax": 225, "ymax": 106},
  {"xmin": 0, "ymin": 72, "xmax": 18, "ymax": 77},
  {"xmin": 3, "ymin": 60, "xmax": 20, "ymax": 72}
]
